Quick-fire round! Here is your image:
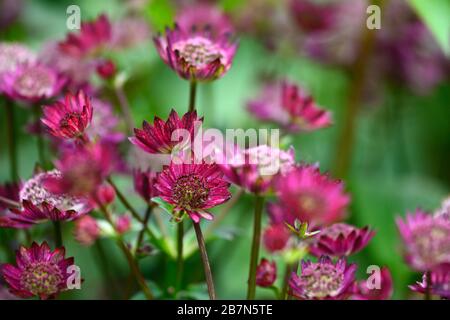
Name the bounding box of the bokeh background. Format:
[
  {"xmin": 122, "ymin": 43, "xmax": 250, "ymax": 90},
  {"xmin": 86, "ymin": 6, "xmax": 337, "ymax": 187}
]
[{"xmin": 0, "ymin": 0, "xmax": 449, "ymax": 299}]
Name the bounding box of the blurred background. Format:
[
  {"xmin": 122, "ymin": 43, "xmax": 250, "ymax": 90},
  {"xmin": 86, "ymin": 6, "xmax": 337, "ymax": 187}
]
[{"xmin": 0, "ymin": 0, "xmax": 449, "ymax": 299}]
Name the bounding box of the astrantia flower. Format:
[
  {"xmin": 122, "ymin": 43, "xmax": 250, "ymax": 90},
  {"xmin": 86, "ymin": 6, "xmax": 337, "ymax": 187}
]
[
  {"xmin": 263, "ymin": 223, "xmax": 290, "ymax": 253},
  {"xmin": 435, "ymin": 197, "xmax": 450, "ymax": 220},
  {"xmin": 133, "ymin": 169, "xmax": 158, "ymax": 203},
  {"xmin": 130, "ymin": 109, "xmax": 201, "ymax": 154},
  {"xmin": 0, "ymin": 62, "xmax": 65, "ymax": 103},
  {"xmin": 247, "ymin": 80, "xmax": 332, "ymax": 133},
  {"xmin": 274, "ymin": 164, "xmax": 350, "ymax": 226},
  {"xmin": 1, "ymin": 242, "xmax": 75, "ymax": 299},
  {"xmin": 256, "ymin": 258, "xmax": 277, "ymax": 287},
  {"xmin": 96, "ymin": 59, "xmax": 116, "ymax": 79},
  {"xmin": 309, "ymin": 223, "xmax": 375, "ymax": 257},
  {"xmin": 86, "ymin": 98, "xmax": 124, "ymax": 143},
  {"xmin": 59, "ymin": 14, "xmax": 111, "ymax": 58},
  {"xmin": 396, "ymin": 209, "xmax": 450, "ymax": 271},
  {"xmin": 0, "ymin": 170, "xmax": 90, "ymax": 228},
  {"xmin": 219, "ymin": 145, "xmax": 295, "ymax": 194},
  {"xmin": 41, "ymin": 90, "xmax": 93, "ymax": 140},
  {"xmin": 155, "ymin": 162, "xmax": 231, "ymax": 223},
  {"xmin": 0, "ymin": 182, "xmax": 20, "ymax": 214},
  {"xmin": 153, "ymin": 24, "xmax": 238, "ymax": 81},
  {"xmin": 45, "ymin": 142, "xmax": 118, "ymax": 197},
  {"xmin": 73, "ymin": 215, "xmax": 100, "ymax": 246},
  {"xmin": 351, "ymin": 267, "xmax": 393, "ymax": 300},
  {"xmin": 176, "ymin": 4, "xmax": 234, "ymax": 37},
  {"xmin": 289, "ymin": 256, "xmax": 356, "ymax": 300},
  {"xmin": 409, "ymin": 264, "xmax": 450, "ymax": 299},
  {"xmin": 0, "ymin": 42, "xmax": 35, "ymax": 77},
  {"xmin": 115, "ymin": 215, "xmax": 131, "ymax": 234}
]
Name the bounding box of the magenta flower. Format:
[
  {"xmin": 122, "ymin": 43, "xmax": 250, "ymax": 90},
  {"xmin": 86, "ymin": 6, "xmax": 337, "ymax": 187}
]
[
  {"xmin": 96, "ymin": 59, "xmax": 116, "ymax": 79},
  {"xmin": 45, "ymin": 142, "xmax": 118, "ymax": 197},
  {"xmin": 0, "ymin": 182, "xmax": 20, "ymax": 214},
  {"xmin": 351, "ymin": 267, "xmax": 393, "ymax": 300},
  {"xmin": 396, "ymin": 209, "xmax": 450, "ymax": 271},
  {"xmin": 256, "ymin": 258, "xmax": 277, "ymax": 287},
  {"xmin": 115, "ymin": 215, "xmax": 131, "ymax": 234},
  {"xmin": 0, "ymin": 62, "xmax": 65, "ymax": 103},
  {"xmin": 73, "ymin": 215, "xmax": 100, "ymax": 246},
  {"xmin": 41, "ymin": 90, "xmax": 93, "ymax": 140},
  {"xmin": 130, "ymin": 109, "xmax": 201, "ymax": 154},
  {"xmin": 133, "ymin": 169, "xmax": 159, "ymax": 203},
  {"xmin": 263, "ymin": 223, "xmax": 290, "ymax": 253},
  {"xmin": 86, "ymin": 98, "xmax": 124, "ymax": 143},
  {"xmin": 247, "ymin": 80, "xmax": 332, "ymax": 133},
  {"xmin": 218, "ymin": 145, "xmax": 295, "ymax": 194},
  {"xmin": 155, "ymin": 162, "xmax": 231, "ymax": 223},
  {"xmin": 289, "ymin": 256, "xmax": 356, "ymax": 300},
  {"xmin": 409, "ymin": 264, "xmax": 450, "ymax": 299},
  {"xmin": 274, "ymin": 164, "xmax": 350, "ymax": 226},
  {"xmin": 1, "ymin": 242, "xmax": 75, "ymax": 299},
  {"xmin": 153, "ymin": 23, "xmax": 238, "ymax": 81},
  {"xmin": 309, "ymin": 223, "xmax": 375, "ymax": 257},
  {"xmin": 290, "ymin": 0, "xmax": 337, "ymax": 33},
  {"xmin": 176, "ymin": 3, "xmax": 234, "ymax": 37},
  {"xmin": 0, "ymin": 42, "xmax": 35, "ymax": 78},
  {"xmin": 59, "ymin": 14, "xmax": 111, "ymax": 58}
]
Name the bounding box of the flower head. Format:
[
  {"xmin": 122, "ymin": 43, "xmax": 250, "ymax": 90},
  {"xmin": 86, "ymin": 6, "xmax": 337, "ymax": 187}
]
[
  {"xmin": 130, "ymin": 109, "xmax": 201, "ymax": 154},
  {"xmin": 396, "ymin": 209, "xmax": 450, "ymax": 271},
  {"xmin": 73, "ymin": 215, "xmax": 100, "ymax": 246},
  {"xmin": 248, "ymin": 80, "xmax": 332, "ymax": 133},
  {"xmin": 0, "ymin": 62, "xmax": 65, "ymax": 103},
  {"xmin": 133, "ymin": 169, "xmax": 159, "ymax": 203},
  {"xmin": 351, "ymin": 267, "xmax": 393, "ymax": 300},
  {"xmin": 153, "ymin": 23, "xmax": 237, "ymax": 81},
  {"xmin": 1, "ymin": 242, "xmax": 75, "ymax": 299},
  {"xmin": 409, "ymin": 264, "xmax": 450, "ymax": 299},
  {"xmin": 289, "ymin": 256, "xmax": 356, "ymax": 300},
  {"xmin": 309, "ymin": 223, "xmax": 375, "ymax": 257},
  {"xmin": 256, "ymin": 258, "xmax": 277, "ymax": 287},
  {"xmin": 86, "ymin": 98, "xmax": 124, "ymax": 143},
  {"xmin": 0, "ymin": 42, "xmax": 35, "ymax": 78},
  {"xmin": 59, "ymin": 14, "xmax": 111, "ymax": 58},
  {"xmin": 155, "ymin": 161, "xmax": 231, "ymax": 223},
  {"xmin": 116, "ymin": 215, "xmax": 131, "ymax": 234},
  {"xmin": 219, "ymin": 145, "xmax": 295, "ymax": 194},
  {"xmin": 274, "ymin": 164, "xmax": 350, "ymax": 226},
  {"xmin": 45, "ymin": 142, "xmax": 118, "ymax": 197},
  {"xmin": 41, "ymin": 90, "xmax": 93, "ymax": 140},
  {"xmin": 263, "ymin": 223, "xmax": 290, "ymax": 253}
]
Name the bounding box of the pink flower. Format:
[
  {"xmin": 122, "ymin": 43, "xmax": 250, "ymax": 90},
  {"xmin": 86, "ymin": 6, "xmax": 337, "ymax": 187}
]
[
  {"xmin": 290, "ymin": 0, "xmax": 338, "ymax": 33},
  {"xmin": 153, "ymin": 23, "xmax": 238, "ymax": 81},
  {"xmin": 396, "ymin": 209, "xmax": 450, "ymax": 271},
  {"xmin": 1, "ymin": 242, "xmax": 75, "ymax": 299},
  {"xmin": 41, "ymin": 90, "xmax": 93, "ymax": 140},
  {"xmin": 247, "ymin": 80, "xmax": 332, "ymax": 133},
  {"xmin": 96, "ymin": 59, "xmax": 116, "ymax": 79},
  {"xmin": 73, "ymin": 215, "xmax": 100, "ymax": 246},
  {"xmin": 155, "ymin": 162, "xmax": 231, "ymax": 223},
  {"xmin": 274, "ymin": 164, "xmax": 350, "ymax": 226},
  {"xmin": 133, "ymin": 169, "xmax": 159, "ymax": 203},
  {"xmin": 351, "ymin": 267, "xmax": 393, "ymax": 300},
  {"xmin": 256, "ymin": 258, "xmax": 277, "ymax": 287},
  {"xmin": 0, "ymin": 62, "xmax": 65, "ymax": 103},
  {"xmin": 0, "ymin": 182, "xmax": 20, "ymax": 214},
  {"xmin": 175, "ymin": 3, "xmax": 234, "ymax": 37},
  {"xmin": 289, "ymin": 256, "xmax": 356, "ymax": 300},
  {"xmin": 0, "ymin": 42, "xmax": 35, "ymax": 78},
  {"xmin": 59, "ymin": 14, "xmax": 111, "ymax": 58},
  {"xmin": 218, "ymin": 145, "xmax": 295, "ymax": 194},
  {"xmin": 409, "ymin": 264, "xmax": 450, "ymax": 299},
  {"xmin": 86, "ymin": 98, "xmax": 124, "ymax": 143},
  {"xmin": 263, "ymin": 224, "xmax": 290, "ymax": 253},
  {"xmin": 45, "ymin": 142, "xmax": 118, "ymax": 197},
  {"xmin": 95, "ymin": 184, "xmax": 115, "ymax": 205},
  {"xmin": 309, "ymin": 223, "xmax": 375, "ymax": 257},
  {"xmin": 116, "ymin": 215, "xmax": 131, "ymax": 234},
  {"xmin": 130, "ymin": 109, "xmax": 201, "ymax": 154}
]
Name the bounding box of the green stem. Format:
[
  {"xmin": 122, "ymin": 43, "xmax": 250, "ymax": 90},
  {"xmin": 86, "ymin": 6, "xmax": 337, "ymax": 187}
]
[
  {"xmin": 134, "ymin": 204, "xmax": 153, "ymax": 254},
  {"xmin": 5, "ymin": 101, "xmax": 18, "ymax": 181},
  {"xmin": 247, "ymin": 195, "xmax": 264, "ymax": 300},
  {"xmin": 176, "ymin": 220, "xmax": 184, "ymax": 290},
  {"xmin": 95, "ymin": 199, "xmax": 154, "ymax": 300},
  {"xmin": 114, "ymin": 85, "xmax": 134, "ymax": 135},
  {"xmin": 193, "ymin": 222, "xmax": 216, "ymax": 300},
  {"xmin": 53, "ymin": 221, "xmax": 63, "ymax": 247},
  {"xmin": 188, "ymin": 80, "xmax": 197, "ymax": 113}
]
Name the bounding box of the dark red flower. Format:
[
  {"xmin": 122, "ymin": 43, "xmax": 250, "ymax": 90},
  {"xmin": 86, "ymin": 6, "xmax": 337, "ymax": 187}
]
[
  {"xmin": 352, "ymin": 267, "xmax": 393, "ymax": 300},
  {"xmin": 133, "ymin": 169, "xmax": 158, "ymax": 203},
  {"xmin": 409, "ymin": 264, "xmax": 450, "ymax": 299},
  {"xmin": 256, "ymin": 258, "xmax": 277, "ymax": 287},
  {"xmin": 263, "ymin": 224, "xmax": 290, "ymax": 253}
]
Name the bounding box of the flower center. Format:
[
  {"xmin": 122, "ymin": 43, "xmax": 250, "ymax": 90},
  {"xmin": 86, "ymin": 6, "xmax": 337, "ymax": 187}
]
[
  {"xmin": 413, "ymin": 225, "xmax": 450, "ymax": 266},
  {"xmin": 172, "ymin": 174, "xmax": 209, "ymax": 210},
  {"xmin": 298, "ymin": 192, "xmax": 324, "ymax": 215},
  {"xmin": 20, "ymin": 262, "xmax": 63, "ymax": 297},
  {"xmin": 303, "ymin": 264, "xmax": 344, "ymax": 298},
  {"xmin": 60, "ymin": 112, "xmax": 83, "ymax": 136},
  {"xmin": 13, "ymin": 67, "xmax": 54, "ymax": 98},
  {"xmin": 173, "ymin": 38, "xmax": 222, "ymax": 67}
]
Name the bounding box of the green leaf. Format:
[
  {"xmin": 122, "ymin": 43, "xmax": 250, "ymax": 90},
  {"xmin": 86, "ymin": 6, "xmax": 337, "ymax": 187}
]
[
  {"xmin": 408, "ymin": 0, "xmax": 450, "ymax": 56},
  {"xmin": 151, "ymin": 197, "xmax": 175, "ymax": 216}
]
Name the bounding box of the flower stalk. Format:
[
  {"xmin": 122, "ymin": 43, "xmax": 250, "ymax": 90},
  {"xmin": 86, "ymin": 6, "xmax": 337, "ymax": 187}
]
[{"xmin": 193, "ymin": 221, "xmax": 216, "ymax": 300}]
